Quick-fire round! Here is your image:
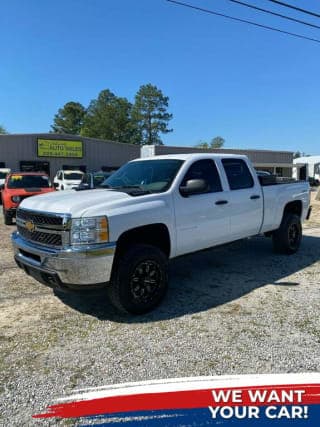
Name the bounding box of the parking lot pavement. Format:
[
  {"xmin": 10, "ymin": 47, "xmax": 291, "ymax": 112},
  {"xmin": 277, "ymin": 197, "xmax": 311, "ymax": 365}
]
[{"xmin": 1, "ymin": 196, "xmax": 320, "ymax": 425}]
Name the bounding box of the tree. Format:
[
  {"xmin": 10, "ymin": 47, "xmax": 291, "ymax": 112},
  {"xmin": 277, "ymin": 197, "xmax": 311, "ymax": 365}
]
[
  {"xmin": 195, "ymin": 136, "xmax": 225, "ymax": 149},
  {"xmin": 195, "ymin": 141, "xmax": 209, "ymax": 149},
  {"xmin": 0, "ymin": 125, "xmax": 8, "ymax": 134},
  {"xmin": 294, "ymin": 151, "xmax": 310, "ymax": 158},
  {"xmin": 51, "ymin": 102, "xmax": 86, "ymax": 135},
  {"xmin": 81, "ymin": 89, "xmax": 139, "ymax": 143},
  {"xmin": 132, "ymin": 84, "xmax": 173, "ymax": 145},
  {"xmin": 210, "ymin": 136, "xmax": 225, "ymax": 148}
]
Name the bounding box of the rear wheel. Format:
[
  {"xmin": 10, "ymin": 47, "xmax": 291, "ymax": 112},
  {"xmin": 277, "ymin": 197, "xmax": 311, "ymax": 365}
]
[
  {"xmin": 108, "ymin": 244, "xmax": 168, "ymax": 314},
  {"xmin": 272, "ymin": 213, "xmax": 302, "ymax": 255}
]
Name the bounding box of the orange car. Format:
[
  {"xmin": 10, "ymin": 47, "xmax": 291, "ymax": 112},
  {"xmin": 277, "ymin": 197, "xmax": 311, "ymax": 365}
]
[{"xmin": 1, "ymin": 172, "xmax": 55, "ymax": 225}]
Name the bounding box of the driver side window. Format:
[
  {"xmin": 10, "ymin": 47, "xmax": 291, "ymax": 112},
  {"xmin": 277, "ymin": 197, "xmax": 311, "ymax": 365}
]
[{"xmin": 181, "ymin": 159, "xmax": 222, "ymax": 194}]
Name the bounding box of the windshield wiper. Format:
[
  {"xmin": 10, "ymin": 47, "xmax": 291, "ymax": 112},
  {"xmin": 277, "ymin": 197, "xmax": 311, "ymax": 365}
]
[
  {"xmin": 112, "ymin": 185, "xmax": 152, "ymax": 195},
  {"xmin": 114, "ymin": 185, "xmax": 143, "ymax": 189}
]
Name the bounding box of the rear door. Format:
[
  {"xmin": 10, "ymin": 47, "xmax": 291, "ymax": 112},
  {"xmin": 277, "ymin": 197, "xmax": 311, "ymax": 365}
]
[
  {"xmin": 174, "ymin": 159, "xmax": 231, "ymax": 256},
  {"xmin": 220, "ymin": 158, "xmax": 263, "ymax": 239}
]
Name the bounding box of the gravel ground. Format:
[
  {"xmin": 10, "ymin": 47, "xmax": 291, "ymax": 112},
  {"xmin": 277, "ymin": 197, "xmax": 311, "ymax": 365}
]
[{"xmin": 0, "ymin": 194, "xmax": 320, "ymax": 426}]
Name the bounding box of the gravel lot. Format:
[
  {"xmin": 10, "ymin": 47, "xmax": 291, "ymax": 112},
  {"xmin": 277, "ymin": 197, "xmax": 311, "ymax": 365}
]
[{"xmin": 1, "ymin": 194, "xmax": 320, "ymax": 426}]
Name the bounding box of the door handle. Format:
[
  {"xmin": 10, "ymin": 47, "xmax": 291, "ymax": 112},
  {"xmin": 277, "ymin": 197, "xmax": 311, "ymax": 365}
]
[
  {"xmin": 215, "ymin": 200, "xmax": 228, "ymax": 205},
  {"xmin": 250, "ymin": 195, "xmax": 261, "ymax": 200}
]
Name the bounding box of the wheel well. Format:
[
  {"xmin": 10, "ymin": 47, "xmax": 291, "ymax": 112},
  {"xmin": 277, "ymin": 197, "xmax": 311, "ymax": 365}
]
[
  {"xmin": 115, "ymin": 224, "xmax": 171, "ymax": 258},
  {"xmin": 283, "ymin": 201, "xmax": 302, "ymax": 218}
]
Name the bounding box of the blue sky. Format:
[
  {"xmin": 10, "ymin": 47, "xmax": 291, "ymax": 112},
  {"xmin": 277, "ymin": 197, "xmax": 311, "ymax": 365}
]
[{"xmin": 1, "ymin": 0, "xmax": 320, "ymax": 153}]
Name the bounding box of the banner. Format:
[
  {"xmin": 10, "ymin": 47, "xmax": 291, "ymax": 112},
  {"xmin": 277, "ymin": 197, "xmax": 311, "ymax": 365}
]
[{"xmin": 33, "ymin": 373, "xmax": 320, "ymax": 426}]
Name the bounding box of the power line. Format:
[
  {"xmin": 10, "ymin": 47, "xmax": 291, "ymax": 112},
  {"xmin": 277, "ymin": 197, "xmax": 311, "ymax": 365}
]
[
  {"xmin": 166, "ymin": 0, "xmax": 320, "ymax": 44},
  {"xmin": 226, "ymin": 0, "xmax": 320, "ymax": 30},
  {"xmin": 265, "ymin": 0, "xmax": 320, "ymax": 19}
]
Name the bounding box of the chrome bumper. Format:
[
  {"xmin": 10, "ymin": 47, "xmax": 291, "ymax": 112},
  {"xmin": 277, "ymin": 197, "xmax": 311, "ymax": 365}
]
[{"xmin": 12, "ymin": 232, "xmax": 116, "ymax": 290}]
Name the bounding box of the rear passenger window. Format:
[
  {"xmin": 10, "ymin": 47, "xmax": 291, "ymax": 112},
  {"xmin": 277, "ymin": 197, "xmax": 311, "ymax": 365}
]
[
  {"xmin": 181, "ymin": 159, "xmax": 222, "ymax": 193},
  {"xmin": 222, "ymin": 159, "xmax": 254, "ymax": 190}
]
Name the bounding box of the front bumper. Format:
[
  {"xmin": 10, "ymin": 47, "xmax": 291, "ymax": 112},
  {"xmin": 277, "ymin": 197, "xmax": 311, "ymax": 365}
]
[{"xmin": 12, "ymin": 232, "xmax": 116, "ymax": 291}]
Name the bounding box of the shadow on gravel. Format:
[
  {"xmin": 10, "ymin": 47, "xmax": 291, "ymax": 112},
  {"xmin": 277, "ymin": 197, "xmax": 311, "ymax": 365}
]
[{"xmin": 56, "ymin": 234, "xmax": 320, "ymax": 323}]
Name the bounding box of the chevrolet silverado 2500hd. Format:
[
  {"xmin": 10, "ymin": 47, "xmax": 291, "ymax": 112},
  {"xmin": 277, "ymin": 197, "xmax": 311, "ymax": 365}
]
[{"xmin": 12, "ymin": 154, "xmax": 311, "ymax": 314}]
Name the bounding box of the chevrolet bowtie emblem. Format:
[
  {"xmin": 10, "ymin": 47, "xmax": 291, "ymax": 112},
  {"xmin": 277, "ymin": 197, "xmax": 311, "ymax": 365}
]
[{"xmin": 25, "ymin": 220, "xmax": 36, "ymax": 233}]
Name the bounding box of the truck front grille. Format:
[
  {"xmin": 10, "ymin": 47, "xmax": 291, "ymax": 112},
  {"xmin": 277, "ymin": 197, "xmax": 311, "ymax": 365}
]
[
  {"xmin": 17, "ymin": 209, "xmax": 64, "ymax": 226},
  {"xmin": 16, "ymin": 209, "xmax": 70, "ymax": 248},
  {"xmin": 17, "ymin": 227, "xmax": 63, "ymax": 247}
]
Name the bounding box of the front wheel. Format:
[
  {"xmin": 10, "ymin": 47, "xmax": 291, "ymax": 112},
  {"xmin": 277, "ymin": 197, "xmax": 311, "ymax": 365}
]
[
  {"xmin": 272, "ymin": 213, "xmax": 302, "ymax": 255},
  {"xmin": 108, "ymin": 244, "xmax": 169, "ymax": 314}
]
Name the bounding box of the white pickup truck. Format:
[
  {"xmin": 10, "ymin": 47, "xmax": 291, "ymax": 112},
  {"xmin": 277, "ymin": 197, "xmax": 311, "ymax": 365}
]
[{"xmin": 12, "ymin": 154, "xmax": 311, "ymax": 314}]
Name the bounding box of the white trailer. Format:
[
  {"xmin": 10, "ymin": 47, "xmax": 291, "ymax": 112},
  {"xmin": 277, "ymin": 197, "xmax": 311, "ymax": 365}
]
[{"xmin": 293, "ymin": 156, "xmax": 320, "ymax": 183}]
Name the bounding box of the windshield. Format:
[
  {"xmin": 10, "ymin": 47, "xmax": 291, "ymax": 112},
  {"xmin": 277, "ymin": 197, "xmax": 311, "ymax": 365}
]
[
  {"xmin": 102, "ymin": 159, "xmax": 184, "ymax": 193},
  {"xmin": 8, "ymin": 175, "xmax": 51, "ymax": 189},
  {"xmin": 0, "ymin": 172, "xmax": 8, "ymax": 179},
  {"xmin": 64, "ymin": 172, "xmax": 83, "ymax": 180}
]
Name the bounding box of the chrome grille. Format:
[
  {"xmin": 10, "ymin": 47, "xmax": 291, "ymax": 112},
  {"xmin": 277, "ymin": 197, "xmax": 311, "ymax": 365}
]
[
  {"xmin": 17, "ymin": 227, "xmax": 62, "ymax": 246},
  {"xmin": 16, "ymin": 209, "xmax": 70, "ymax": 248},
  {"xmin": 17, "ymin": 209, "xmax": 64, "ymax": 226}
]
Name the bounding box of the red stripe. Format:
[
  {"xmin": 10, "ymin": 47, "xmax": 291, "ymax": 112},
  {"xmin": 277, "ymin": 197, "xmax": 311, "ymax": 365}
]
[{"xmin": 33, "ymin": 384, "xmax": 320, "ymax": 419}]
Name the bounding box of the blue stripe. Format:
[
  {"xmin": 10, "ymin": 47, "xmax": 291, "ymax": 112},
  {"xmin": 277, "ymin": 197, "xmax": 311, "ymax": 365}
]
[{"xmin": 79, "ymin": 405, "xmax": 320, "ymax": 427}]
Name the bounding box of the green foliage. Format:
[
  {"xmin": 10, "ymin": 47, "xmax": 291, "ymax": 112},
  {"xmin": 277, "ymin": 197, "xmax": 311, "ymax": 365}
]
[
  {"xmin": 210, "ymin": 136, "xmax": 225, "ymax": 148},
  {"xmin": 294, "ymin": 151, "xmax": 309, "ymax": 158},
  {"xmin": 51, "ymin": 102, "xmax": 86, "ymax": 135},
  {"xmin": 0, "ymin": 125, "xmax": 8, "ymax": 134},
  {"xmin": 195, "ymin": 141, "xmax": 209, "ymax": 148},
  {"xmin": 81, "ymin": 90, "xmax": 139, "ymax": 143},
  {"xmin": 132, "ymin": 84, "xmax": 173, "ymax": 145},
  {"xmin": 195, "ymin": 136, "xmax": 225, "ymax": 149},
  {"xmin": 50, "ymin": 84, "xmax": 173, "ymax": 145}
]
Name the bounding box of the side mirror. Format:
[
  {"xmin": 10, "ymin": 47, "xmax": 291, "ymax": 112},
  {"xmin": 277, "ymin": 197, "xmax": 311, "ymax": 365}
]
[{"xmin": 180, "ymin": 179, "xmax": 208, "ymax": 197}]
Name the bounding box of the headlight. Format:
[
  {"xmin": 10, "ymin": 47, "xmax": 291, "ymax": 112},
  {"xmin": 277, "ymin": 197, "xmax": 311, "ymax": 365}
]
[
  {"xmin": 70, "ymin": 216, "xmax": 109, "ymax": 245},
  {"xmin": 12, "ymin": 196, "xmax": 21, "ymax": 203}
]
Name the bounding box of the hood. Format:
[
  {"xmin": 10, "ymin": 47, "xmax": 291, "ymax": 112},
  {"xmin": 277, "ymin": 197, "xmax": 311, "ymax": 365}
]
[{"xmin": 19, "ymin": 188, "xmax": 133, "ymax": 217}]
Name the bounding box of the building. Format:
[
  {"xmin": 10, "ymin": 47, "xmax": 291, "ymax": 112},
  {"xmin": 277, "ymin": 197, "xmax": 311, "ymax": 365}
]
[
  {"xmin": 0, "ymin": 134, "xmax": 140, "ymax": 178},
  {"xmin": 0, "ymin": 133, "xmax": 294, "ymax": 178},
  {"xmin": 141, "ymin": 145, "xmax": 294, "ymax": 177}
]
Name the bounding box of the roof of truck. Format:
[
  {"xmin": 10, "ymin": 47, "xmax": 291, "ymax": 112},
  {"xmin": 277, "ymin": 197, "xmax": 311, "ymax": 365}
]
[{"xmin": 134, "ymin": 153, "xmax": 248, "ymax": 161}]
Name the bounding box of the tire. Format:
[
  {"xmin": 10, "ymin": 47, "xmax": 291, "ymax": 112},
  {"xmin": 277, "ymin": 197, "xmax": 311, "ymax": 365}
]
[
  {"xmin": 108, "ymin": 244, "xmax": 169, "ymax": 314},
  {"xmin": 272, "ymin": 213, "xmax": 302, "ymax": 255},
  {"xmin": 4, "ymin": 209, "xmax": 13, "ymax": 225}
]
